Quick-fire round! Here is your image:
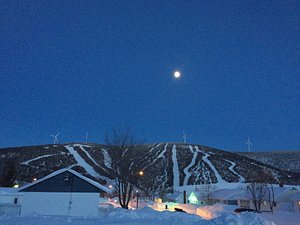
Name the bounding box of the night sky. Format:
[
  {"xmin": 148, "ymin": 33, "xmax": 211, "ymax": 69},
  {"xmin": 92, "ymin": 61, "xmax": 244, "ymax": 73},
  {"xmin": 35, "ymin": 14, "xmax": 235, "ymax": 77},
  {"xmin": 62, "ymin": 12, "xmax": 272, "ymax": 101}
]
[{"xmin": 1, "ymin": 1, "xmax": 299, "ymax": 151}]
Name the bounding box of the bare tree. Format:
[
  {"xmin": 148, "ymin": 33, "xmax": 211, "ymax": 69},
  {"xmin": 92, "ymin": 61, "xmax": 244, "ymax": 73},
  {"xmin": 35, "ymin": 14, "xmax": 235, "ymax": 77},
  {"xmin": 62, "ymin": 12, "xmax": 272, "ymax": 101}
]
[
  {"xmin": 266, "ymin": 183, "xmax": 275, "ymax": 213},
  {"xmin": 136, "ymin": 172, "xmax": 157, "ymax": 201},
  {"xmin": 106, "ymin": 127, "xmax": 143, "ymax": 209},
  {"xmin": 263, "ymin": 170, "xmax": 276, "ymax": 213},
  {"xmin": 247, "ymin": 169, "xmax": 277, "ymax": 212},
  {"xmin": 247, "ymin": 181, "xmax": 267, "ymax": 212}
]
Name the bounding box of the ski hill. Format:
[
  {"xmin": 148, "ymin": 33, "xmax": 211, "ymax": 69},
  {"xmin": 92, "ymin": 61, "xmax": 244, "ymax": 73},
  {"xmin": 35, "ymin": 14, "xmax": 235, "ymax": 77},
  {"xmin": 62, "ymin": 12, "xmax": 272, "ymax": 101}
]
[
  {"xmin": 1, "ymin": 143, "xmax": 299, "ymax": 189},
  {"xmin": 238, "ymin": 151, "xmax": 300, "ymax": 173}
]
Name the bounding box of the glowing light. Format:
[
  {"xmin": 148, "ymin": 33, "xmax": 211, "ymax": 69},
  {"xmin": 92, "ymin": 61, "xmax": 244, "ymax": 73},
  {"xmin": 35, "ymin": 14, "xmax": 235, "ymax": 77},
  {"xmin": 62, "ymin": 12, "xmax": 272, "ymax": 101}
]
[
  {"xmin": 13, "ymin": 184, "xmax": 19, "ymax": 188},
  {"xmin": 108, "ymin": 184, "xmax": 113, "ymax": 189},
  {"xmin": 174, "ymin": 71, "xmax": 181, "ymax": 78},
  {"xmin": 33, "ymin": 178, "xmax": 37, "ymax": 182},
  {"xmin": 188, "ymin": 192, "xmax": 198, "ymax": 204},
  {"xmin": 155, "ymin": 198, "xmax": 162, "ymax": 203},
  {"xmin": 197, "ymin": 208, "xmax": 214, "ymax": 220},
  {"xmin": 139, "ymin": 171, "xmax": 144, "ymax": 176}
]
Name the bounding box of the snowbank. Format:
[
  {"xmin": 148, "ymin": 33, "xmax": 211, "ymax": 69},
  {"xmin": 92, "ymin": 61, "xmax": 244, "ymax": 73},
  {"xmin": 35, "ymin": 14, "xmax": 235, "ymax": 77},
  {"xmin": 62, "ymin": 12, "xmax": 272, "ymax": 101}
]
[{"xmin": 0, "ymin": 206, "xmax": 273, "ymax": 225}]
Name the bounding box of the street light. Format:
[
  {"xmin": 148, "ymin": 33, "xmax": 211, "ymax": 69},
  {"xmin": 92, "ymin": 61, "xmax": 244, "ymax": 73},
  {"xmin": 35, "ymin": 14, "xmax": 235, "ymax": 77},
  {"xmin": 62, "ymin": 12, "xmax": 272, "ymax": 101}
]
[
  {"xmin": 136, "ymin": 190, "xmax": 139, "ymax": 209},
  {"xmin": 135, "ymin": 170, "xmax": 144, "ymax": 210}
]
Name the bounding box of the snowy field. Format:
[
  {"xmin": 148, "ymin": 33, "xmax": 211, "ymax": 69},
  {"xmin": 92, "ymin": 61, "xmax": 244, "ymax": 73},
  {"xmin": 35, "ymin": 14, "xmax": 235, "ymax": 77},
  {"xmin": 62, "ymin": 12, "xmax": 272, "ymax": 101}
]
[{"xmin": 2, "ymin": 207, "xmax": 299, "ymax": 225}]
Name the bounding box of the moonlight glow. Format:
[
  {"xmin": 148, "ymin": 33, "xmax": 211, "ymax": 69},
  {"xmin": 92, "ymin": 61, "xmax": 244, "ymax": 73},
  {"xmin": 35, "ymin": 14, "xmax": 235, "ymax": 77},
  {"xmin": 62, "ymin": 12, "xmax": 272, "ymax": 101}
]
[{"xmin": 174, "ymin": 71, "xmax": 181, "ymax": 78}]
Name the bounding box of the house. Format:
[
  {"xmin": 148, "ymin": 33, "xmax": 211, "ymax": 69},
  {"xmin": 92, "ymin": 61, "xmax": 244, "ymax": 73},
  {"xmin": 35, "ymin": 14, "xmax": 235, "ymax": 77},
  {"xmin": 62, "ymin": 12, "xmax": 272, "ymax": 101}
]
[
  {"xmin": 0, "ymin": 188, "xmax": 22, "ymax": 216},
  {"xmin": 165, "ymin": 191, "xmax": 182, "ymax": 203},
  {"xmin": 209, "ymin": 188, "xmax": 239, "ymax": 206},
  {"xmin": 209, "ymin": 186, "xmax": 300, "ymax": 212},
  {"xmin": 291, "ymin": 193, "xmax": 300, "ymax": 212},
  {"xmin": 17, "ymin": 168, "xmax": 111, "ymax": 217}
]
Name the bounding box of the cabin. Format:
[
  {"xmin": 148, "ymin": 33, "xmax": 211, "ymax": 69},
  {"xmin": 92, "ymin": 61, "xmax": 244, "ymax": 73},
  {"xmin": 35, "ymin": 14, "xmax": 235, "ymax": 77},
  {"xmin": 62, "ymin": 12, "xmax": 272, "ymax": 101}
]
[{"xmin": 17, "ymin": 168, "xmax": 111, "ymax": 217}]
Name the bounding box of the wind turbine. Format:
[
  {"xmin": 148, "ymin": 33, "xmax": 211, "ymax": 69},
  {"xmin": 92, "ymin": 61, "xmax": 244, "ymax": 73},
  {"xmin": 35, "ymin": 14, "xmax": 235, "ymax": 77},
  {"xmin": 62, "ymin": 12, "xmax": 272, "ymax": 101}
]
[
  {"xmin": 182, "ymin": 130, "xmax": 187, "ymax": 144},
  {"xmin": 85, "ymin": 131, "xmax": 88, "ymax": 143},
  {"xmin": 245, "ymin": 137, "xmax": 252, "ymax": 152},
  {"xmin": 50, "ymin": 133, "xmax": 60, "ymax": 144}
]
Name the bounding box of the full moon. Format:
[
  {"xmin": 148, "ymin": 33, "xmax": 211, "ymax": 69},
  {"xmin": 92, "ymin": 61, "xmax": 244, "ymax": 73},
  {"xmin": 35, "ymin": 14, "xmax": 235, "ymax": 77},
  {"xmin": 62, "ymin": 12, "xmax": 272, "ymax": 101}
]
[{"xmin": 174, "ymin": 71, "xmax": 181, "ymax": 78}]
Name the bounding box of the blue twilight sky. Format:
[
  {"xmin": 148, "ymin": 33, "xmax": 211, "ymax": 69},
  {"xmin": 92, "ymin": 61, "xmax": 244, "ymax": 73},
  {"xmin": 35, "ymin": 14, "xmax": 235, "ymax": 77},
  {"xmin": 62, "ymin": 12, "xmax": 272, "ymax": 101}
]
[{"xmin": 0, "ymin": 1, "xmax": 299, "ymax": 151}]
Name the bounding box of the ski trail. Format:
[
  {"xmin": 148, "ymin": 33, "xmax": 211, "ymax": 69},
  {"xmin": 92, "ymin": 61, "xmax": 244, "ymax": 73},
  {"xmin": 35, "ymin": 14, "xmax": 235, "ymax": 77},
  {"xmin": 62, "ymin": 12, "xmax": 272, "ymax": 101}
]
[
  {"xmin": 102, "ymin": 148, "xmax": 112, "ymax": 169},
  {"xmin": 21, "ymin": 154, "xmax": 57, "ymax": 165},
  {"xmin": 153, "ymin": 144, "xmax": 169, "ymax": 189},
  {"xmin": 172, "ymin": 144, "xmax": 180, "ymax": 189},
  {"xmin": 183, "ymin": 145, "xmax": 198, "ymax": 186},
  {"xmin": 65, "ymin": 145, "xmax": 102, "ymax": 179},
  {"xmin": 224, "ymin": 159, "xmax": 245, "ymax": 182},
  {"xmin": 195, "ymin": 146, "xmax": 226, "ymax": 184},
  {"xmin": 76, "ymin": 144, "xmax": 110, "ymax": 174},
  {"xmin": 78, "ymin": 145, "xmax": 100, "ymax": 166},
  {"xmin": 148, "ymin": 143, "xmax": 162, "ymax": 153},
  {"xmin": 142, "ymin": 143, "xmax": 167, "ymax": 170},
  {"xmin": 160, "ymin": 144, "xmax": 169, "ymax": 188}
]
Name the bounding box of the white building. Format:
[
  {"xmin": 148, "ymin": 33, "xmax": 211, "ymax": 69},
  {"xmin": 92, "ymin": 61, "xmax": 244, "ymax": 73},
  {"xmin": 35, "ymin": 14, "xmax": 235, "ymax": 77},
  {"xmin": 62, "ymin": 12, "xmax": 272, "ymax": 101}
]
[
  {"xmin": 209, "ymin": 186, "xmax": 300, "ymax": 212},
  {"xmin": 17, "ymin": 168, "xmax": 111, "ymax": 217},
  {"xmin": 0, "ymin": 188, "xmax": 22, "ymax": 216}
]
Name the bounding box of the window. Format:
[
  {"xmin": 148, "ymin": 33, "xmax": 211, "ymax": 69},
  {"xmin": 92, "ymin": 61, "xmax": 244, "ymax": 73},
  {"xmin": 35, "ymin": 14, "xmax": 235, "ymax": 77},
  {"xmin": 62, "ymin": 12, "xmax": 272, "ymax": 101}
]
[
  {"xmin": 240, "ymin": 200, "xmax": 250, "ymax": 209},
  {"xmin": 227, "ymin": 200, "xmax": 238, "ymax": 205},
  {"xmin": 14, "ymin": 198, "xmax": 18, "ymax": 204}
]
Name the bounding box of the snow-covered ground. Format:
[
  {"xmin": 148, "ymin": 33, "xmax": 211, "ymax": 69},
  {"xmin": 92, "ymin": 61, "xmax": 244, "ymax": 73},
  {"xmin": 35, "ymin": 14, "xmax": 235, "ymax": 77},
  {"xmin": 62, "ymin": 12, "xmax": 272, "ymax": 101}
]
[
  {"xmin": 2, "ymin": 203, "xmax": 300, "ymax": 225},
  {"xmin": 261, "ymin": 211, "xmax": 300, "ymax": 225},
  {"xmin": 0, "ymin": 206, "xmax": 286, "ymax": 225}
]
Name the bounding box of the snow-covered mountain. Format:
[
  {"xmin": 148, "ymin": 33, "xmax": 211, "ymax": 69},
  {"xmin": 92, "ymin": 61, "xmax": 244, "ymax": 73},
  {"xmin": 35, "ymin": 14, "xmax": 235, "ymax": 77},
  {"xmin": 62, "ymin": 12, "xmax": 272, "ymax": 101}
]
[
  {"xmin": 1, "ymin": 143, "xmax": 299, "ymax": 189},
  {"xmin": 238, "ymin": 151, "xmax": 300, "ymax": 173}
]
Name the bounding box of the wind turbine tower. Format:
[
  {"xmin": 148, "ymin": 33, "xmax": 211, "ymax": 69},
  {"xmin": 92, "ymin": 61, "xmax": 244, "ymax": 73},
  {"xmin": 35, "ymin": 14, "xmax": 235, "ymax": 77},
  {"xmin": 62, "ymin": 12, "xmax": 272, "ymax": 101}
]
[
  {"xmin": 246, "ymin": 137, "xmax": 252, "ymax": 152},
  {"xmin": 50, "ymin": 133, "xmax": 60, "ymax": 144},
  {"xmin": 182, "ymin": 130, "xmax": 187, "ymax": 144},
  {"xmin": 85, "ymin": 131, "xmax": 88, "ymax": 143}
]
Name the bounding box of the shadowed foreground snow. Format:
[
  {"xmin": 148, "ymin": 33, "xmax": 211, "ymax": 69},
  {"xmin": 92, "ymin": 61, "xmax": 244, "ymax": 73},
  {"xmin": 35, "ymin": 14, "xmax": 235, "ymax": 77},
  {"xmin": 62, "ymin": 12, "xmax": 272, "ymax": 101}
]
[{"xmin": 0, "ymin": 207, "xmax": 272, "ymax": 225}]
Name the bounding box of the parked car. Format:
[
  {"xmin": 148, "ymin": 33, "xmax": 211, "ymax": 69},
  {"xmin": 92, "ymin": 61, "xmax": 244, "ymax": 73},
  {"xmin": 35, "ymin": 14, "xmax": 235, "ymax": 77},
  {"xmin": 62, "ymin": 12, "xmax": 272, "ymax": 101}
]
[
  {"xmin": 174, "ymin": 208, "xmax": 187, "ymax": 213},
  {"xmin": 234, "ymin": 208, "xmax": 259, "ymax": 213}
]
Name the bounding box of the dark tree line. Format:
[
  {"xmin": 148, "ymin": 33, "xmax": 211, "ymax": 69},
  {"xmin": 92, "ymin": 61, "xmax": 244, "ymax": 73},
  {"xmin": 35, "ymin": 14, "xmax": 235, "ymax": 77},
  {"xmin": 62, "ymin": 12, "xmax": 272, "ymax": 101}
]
[{"xmin": 0, "ymin": 159, "xmax": 17, "ymax": 187}]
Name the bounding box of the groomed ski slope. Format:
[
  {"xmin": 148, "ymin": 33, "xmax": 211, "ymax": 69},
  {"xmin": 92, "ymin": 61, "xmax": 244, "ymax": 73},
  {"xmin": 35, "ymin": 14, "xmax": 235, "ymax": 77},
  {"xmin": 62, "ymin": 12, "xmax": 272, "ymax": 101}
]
[
  {"xmin": 65, "ymin": 145, "xmax": 101, "ymax": 178},
  {"xmin": 195, "ymin": 146, "xmax": 226, "ymax": 184},
  {"xmin": 183, "ymin": 145, "xmax": 198, "ymax": 186},
  {"xmin": 172, "ymin": 144, "xmax": 180, "ymax": 189},
  {"xmin": 21, "ymin": 154, "xmax": 57, "ymax": 165},
  {"xmin": 224, "ymin": 159, "xmax": 245, "ymax": 182}
]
